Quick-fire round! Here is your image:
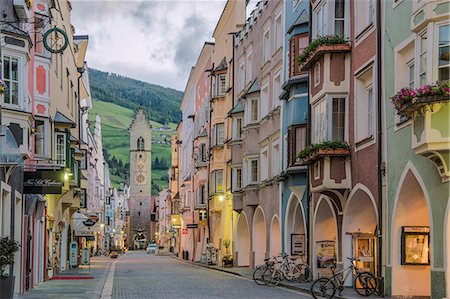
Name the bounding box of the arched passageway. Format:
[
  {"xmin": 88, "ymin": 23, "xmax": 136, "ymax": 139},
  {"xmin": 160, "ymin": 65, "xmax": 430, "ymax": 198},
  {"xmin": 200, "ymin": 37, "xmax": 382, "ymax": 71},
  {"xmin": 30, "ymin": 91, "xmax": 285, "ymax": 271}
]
[
  {"xmin": 270, "ymin": 216, "xmax": 281, "ymax": 257},
  {"xmin": 285, "ymin": 195, "xmax": 306, "ymax": 256},
  {"xmin": 236, "ymin": 213, "xmax": 250, "ymax": 266},
  {"xmin": 392, "ymin": 169, "xmax": 431, "ymax": 297},
  {"xmin": 252, "ymin": 207, "xmax": 267, "ymax": 266}
]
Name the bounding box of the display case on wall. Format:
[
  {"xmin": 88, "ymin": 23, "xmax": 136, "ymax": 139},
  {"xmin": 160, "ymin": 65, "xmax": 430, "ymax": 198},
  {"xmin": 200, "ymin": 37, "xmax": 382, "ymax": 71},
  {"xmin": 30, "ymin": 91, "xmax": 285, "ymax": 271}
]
[
  {"xmin": 350, "ymin": 233, "xmax": 377, "ymax": 274},
  {"xmin": 401, "ymin": 226, "xmax": 430, "ymax": 265}
]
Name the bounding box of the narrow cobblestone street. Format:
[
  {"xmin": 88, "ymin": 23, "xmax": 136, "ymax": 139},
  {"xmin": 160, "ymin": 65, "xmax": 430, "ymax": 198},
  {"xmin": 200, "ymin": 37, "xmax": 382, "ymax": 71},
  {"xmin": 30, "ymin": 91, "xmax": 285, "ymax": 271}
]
[
  {"xmin": 112, "ymin": 251, "xmax": 310, "ymax": 299},
  {"xmin": 17, "ymin": 252, "xmax": 311, "ymax": 299}
]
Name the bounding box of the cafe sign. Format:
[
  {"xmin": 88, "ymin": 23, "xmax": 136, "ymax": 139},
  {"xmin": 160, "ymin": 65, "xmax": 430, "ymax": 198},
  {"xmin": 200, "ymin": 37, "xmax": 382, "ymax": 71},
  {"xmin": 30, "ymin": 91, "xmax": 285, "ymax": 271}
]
[{"xmin": 24, "ymin": 169, "xmax": 64, "ymax": 194}]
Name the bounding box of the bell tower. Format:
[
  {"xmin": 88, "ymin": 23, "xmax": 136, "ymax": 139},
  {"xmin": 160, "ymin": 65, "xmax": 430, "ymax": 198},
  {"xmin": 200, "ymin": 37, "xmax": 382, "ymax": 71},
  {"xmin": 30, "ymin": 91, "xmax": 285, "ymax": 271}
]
[{"xmin": 129, "ymin": 109, "xmax": 152, "ymax": 249}]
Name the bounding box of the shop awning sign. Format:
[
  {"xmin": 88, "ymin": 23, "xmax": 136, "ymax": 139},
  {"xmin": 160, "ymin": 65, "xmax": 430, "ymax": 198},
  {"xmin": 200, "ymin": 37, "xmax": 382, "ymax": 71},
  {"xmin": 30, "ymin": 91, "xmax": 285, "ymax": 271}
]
[{"xmin": 24, "ymin": 169, "xmax": 64, "ymax": 194}]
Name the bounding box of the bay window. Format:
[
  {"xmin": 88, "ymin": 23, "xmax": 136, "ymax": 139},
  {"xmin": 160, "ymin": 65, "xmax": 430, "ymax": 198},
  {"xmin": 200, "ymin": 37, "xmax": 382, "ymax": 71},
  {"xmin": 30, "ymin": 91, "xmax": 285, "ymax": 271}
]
[
  {"xmin": 287, "ymin": 125, "xmax": 306, "ymax": 167},
  {"xmin": 334, "ymin": 0, "xmax": 345, "ymax": 37},
  {"xmin": 216, "ymin": 123, "xmax": 224, "ymax": 145},
  {"xmin": 246, "ymin": 97, "xmax": 259, "ymax": 124},
  {"xmin": 233, "ymin": 117, "xmax": 243, "ymax": 140},
  {"xmin": 315, "ymin": 2, "xmax": 328, "ymax": 38},
  {"xmin": 419, "ymin": 32, "xmax": 427, "ymax": 86},
  {"xmin": 3, "ymin": 55, "xmax": 20, "ymax": 106},
  {"xmin": 218, "ymin": 74, "xmax": 227, "ymax": 96},
  {"xmin": 313, "ymin": 0, "xmax": 348, "ymax": 38},
  {"xmin": 312, "ymin": 96, "xmax": 347, "ymax": 143},
  {"xmin": 248, "ymin": 158, "xmax": 259, "ymax": 184}
]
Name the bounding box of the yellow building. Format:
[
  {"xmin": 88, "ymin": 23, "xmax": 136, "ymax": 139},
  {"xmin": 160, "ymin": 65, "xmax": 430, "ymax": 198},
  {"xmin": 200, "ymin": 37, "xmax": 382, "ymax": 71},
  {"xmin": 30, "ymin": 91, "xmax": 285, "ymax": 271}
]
[{"xmin": 209, "ymin": 0, "xmax": 245, "ymax": 262}]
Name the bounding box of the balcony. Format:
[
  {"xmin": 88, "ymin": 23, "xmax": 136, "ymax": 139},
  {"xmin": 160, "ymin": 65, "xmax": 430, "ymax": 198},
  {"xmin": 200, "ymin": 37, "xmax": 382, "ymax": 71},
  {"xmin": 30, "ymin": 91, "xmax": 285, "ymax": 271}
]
[
  {"xmin": 297, "ymin": 35, "xmax": 351, "ymax": 71},
  {"xmin": 392, "ymin": 82, "xmax": 450, "ymax": 181},
  {"xmin": 298, "ymin": 141, "xmax": 351, "ymax": 193}
]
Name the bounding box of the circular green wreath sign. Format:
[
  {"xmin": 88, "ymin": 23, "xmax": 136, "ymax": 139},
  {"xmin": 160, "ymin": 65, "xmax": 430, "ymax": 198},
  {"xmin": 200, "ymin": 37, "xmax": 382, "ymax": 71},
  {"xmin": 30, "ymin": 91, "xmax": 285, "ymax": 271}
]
[{"xmin": 43, "ymin": 27, "xmax": 69, "ymax": 54}]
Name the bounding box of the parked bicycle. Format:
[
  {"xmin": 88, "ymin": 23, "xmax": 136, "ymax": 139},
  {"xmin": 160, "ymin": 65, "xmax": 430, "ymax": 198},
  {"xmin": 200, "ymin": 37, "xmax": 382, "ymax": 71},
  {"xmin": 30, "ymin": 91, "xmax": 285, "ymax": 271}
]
[
  {"xmin": 253, "ymin": 256, "xmax": 277, "ymax": 285},
  {"xmin": 263, "ymin": 254, "xmax": 311, "ymax": 286},
  {"xmin": 310, "ymin": 257, "xmax": 378, "ymax": 298}
]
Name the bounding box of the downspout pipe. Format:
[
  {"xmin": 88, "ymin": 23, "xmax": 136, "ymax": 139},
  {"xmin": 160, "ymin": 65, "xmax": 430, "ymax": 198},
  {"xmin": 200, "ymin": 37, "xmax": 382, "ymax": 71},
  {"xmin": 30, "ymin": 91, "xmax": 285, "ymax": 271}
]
[
  {"xmin": 376, "ymin": 0, "xmax": 384, "ymax": 291},
  {"xmin": 205, "ymin": 63, "xmax": 214, "ymax": 244},
  {"xmin": 307, "ymin": 0, "xmax": 313, "ymax": 269}
]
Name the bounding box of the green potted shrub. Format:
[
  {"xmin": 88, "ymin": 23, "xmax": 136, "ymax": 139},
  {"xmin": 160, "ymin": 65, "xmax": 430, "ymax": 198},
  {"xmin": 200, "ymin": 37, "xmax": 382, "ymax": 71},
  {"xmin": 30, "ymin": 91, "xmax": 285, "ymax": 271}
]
[
  {"xmin": 222, "ymin": 239, "xmax": 233, "ymax": 267},
  {"xmin": 0, "ymin": 237, "xmax": 20, "ymax": 299}
]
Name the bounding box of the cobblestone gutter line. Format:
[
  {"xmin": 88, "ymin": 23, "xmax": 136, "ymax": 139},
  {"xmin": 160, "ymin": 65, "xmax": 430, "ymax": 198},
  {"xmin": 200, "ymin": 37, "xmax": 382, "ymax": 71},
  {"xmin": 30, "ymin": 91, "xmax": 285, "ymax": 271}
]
[{"xmin": 100, "ymin": 254, "xmax": 127, "ymax": 299}]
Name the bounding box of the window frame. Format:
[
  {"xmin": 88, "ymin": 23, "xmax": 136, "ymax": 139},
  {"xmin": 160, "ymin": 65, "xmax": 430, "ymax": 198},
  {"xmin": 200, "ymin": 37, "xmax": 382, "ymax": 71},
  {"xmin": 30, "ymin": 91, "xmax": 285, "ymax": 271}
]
[
  {"xmin": 2, "ymin": 53, "xmax": 22, "ymax": 107},
  {"xmin": 271, "ymin": 138, "xmax": 280, "ymax": 177},
  {"xmin": 437, "ymin": 23, "xmax": 450, "ymax": 81},
  {"xmin": 260, "ymin": 145, "xmax": 269, "ymax": 182},
  {"xmin": 263, "ymin": 26, "xmax": 271, "ymax": 63},
  {"xmin": 215, "ymin": 123, "xmax": 225, "ymax": 145},
  {"xmin": 34, "ymin": 119, "xmax": 46, "ymax": 157},
  {"xmin": 54, "ymin": 132, "xmax": 67, "ymax": 166},
  {"xmin": 275, "ymin": 10, "xmax": 283, "ymax": 51},
  {"xmin": 232, "ymin": 167, "xmax": 242, "ymax": 191},
  {"xmin": 215, "ymin": 170, "xmax": 224, "ymax": 193},
  {"xmin": 312, "ymin": 95, "xmax": 348, "ymax": 144},
  {"xmin": 217, "ymin": 74, "xmax": 227, "ymax": 96}
]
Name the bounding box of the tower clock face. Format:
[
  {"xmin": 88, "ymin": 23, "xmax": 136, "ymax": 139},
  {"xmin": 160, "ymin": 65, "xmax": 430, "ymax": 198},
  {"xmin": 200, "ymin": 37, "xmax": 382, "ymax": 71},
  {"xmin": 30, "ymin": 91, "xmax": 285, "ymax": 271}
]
[{"xmin": 134, "ymin": 171, "xmax": 147, "ymax": 185}]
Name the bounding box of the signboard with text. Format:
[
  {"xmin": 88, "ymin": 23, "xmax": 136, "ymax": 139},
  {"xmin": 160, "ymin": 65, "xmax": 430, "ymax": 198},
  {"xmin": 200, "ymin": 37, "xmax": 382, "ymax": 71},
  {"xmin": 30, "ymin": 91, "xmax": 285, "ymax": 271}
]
[
  {"xmin": 70, "ymin": 242, "xmax": 78, "ymax": 268},
  {"xmin": 24, "ymin": 169, "xmax": 64, "ymax": 194},
  {"xmin": 291, "ymin": 234, "xmax": 305, "ymax": 255}
]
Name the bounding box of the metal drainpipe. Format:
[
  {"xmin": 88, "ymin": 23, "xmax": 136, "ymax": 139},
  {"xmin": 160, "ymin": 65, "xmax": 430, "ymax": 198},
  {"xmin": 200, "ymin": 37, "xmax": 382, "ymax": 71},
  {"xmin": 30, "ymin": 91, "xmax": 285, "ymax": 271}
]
[
  {"xmin": 307, "ymin": 0, "xmax": 313, "ymax": 269},
  {"xmin": 376, "ymin": 0, "xmax": 384, "ymax": 290},
  {"xmin": 206, "ymin": 63, "xmax": 214, "ymax": 245}
]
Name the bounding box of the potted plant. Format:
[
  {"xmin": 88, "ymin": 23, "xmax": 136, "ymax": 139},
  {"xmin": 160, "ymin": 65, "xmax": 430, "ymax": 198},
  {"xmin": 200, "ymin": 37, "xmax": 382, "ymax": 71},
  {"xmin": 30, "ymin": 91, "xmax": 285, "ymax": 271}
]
[
  {"xmin": 0, "ymin": 79, "xmax": 7, "ymax": 94},
  {"xmin": 222, "ymin": 239, "xmax": 233, "ymax": 267},
  {"xmin": 0, "ymin": 237, "xmax": 21, "ymax": 299},
  {"xmin": 297, "ymin": 140, "xmax": 350, "ymax": 165}
]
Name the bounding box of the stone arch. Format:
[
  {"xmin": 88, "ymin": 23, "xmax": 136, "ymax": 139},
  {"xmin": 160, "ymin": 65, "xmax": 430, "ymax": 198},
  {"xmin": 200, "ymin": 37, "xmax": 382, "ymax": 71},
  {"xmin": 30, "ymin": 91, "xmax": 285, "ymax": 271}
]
[
  {"xmin": 252, "ymin": 206, "xmax": 267, "ymax": 266},
  {"xmin": 313, "ymin": 195, "xmax": 338, "ymax": 278},
  {"xmin": 236, "ymin": 212, "xmax": 250, "ymax": 266},
  {"xmin": 213, "ymin": 217, "xmax": 221, "ymax": 249},
  {"xmin": 285, "ymin": 193, "xmax": 306, "ymax": 256},
  {"xmin": 342, "ymin": 184, "xmax": 378, "ymax": 285},
  {"xmin": 391, "ymin": 162, "xmax": 432, "ymax": 297},
  {"xmin": 269, "ymin": 215, "xmax": 281, "ymax": 257}
]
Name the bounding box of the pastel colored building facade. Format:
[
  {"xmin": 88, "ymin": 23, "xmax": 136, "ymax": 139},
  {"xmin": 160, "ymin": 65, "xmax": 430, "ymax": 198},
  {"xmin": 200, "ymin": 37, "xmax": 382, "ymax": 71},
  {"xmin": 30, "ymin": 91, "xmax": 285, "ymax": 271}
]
[
  {"xmin": 231, "ymin": 0, "xmax": 284, "ymax": 269},
  {"xmin": 383, "ymin": 0, "xmax": 449, "ymax": 297}
]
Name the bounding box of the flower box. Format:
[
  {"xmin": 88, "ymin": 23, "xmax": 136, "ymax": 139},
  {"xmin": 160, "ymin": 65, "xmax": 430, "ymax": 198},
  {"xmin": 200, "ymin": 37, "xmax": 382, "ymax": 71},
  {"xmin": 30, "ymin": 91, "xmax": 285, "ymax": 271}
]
[
  {"xmin": 299, "ymin": 44, "xmax": 351, "ymax": 71},
  {"xmin": 391, "ymin": 81, "xmax": 450, "ymax": 117},
  {"xmin": 299, "ymin": 148, "xmax": 350, "ymax": 165}
]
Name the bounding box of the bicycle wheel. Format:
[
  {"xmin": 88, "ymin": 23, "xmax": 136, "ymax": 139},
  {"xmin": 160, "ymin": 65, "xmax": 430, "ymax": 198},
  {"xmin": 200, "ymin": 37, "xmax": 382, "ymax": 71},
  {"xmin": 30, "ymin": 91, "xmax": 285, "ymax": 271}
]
[
  {"xmin": 295, "ymin": 264, "xmax": 312, "ymax": 283},
  {"xmin": 354, "ymin": 272, "xmax": 377, "ymax": 296},
  {"xmin": 311, "ymin": 278, "xmax": 336, "ymax": 299},
  {"xmin": 252, "ymin": 265, "xmax": 267, "ymax": 285},
  {"xmin": 263, "ymin": 267, "xmax": 282, "ymax": 287}
]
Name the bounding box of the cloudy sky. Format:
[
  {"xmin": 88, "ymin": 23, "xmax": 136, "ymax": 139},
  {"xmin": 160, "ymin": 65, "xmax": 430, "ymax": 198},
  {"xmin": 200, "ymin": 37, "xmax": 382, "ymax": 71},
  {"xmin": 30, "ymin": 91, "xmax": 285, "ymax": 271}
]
[{"xmin": 71, "ymin": 1, "xmax": 254, "ymax": 91}]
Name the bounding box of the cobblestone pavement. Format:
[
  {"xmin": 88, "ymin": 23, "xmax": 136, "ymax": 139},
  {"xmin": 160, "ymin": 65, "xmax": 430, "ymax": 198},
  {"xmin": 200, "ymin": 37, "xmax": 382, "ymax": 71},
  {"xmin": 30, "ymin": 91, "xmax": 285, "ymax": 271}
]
[
  {"xmin": 17, "ymin": 256, "xmax": 114, "ymax": 299},
  {"xmin": 113, "ymin": 251, "xmax": 311, "ymax": 299}
]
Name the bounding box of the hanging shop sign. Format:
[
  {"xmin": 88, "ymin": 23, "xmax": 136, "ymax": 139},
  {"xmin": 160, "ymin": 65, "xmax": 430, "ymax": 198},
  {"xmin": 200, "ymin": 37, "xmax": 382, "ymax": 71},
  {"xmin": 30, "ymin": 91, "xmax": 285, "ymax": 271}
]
[
  {"xmin": 401, "ymin": 226, "xmax": 430, "ymax": 265},
  {"xmin": 171, "ymin": 214, "xmax": 182, "ymax": 228},
  {"xmin": 186, "ymin": 224, "xmax": 198, "ymax": 229},
  {"xmin": 43, "ymin": 27, "xmax": 69, "ymax": 54},
  {"xmin": 291, "ymin": 234, "xmax": 306, "ymax": 256},
  {"xmin": 182, "ymin": 228, "xmax": 188, "ymax": 235},
  {"xmin": 23, "ymin": 169, "xmax": 64, "ymax": 194}
]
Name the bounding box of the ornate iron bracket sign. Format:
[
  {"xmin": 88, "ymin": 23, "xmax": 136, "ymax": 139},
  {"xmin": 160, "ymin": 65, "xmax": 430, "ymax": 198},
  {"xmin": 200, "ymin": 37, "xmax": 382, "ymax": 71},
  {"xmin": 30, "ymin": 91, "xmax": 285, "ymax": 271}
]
[{"xmin": 43, "ymin": 27, "xmax": 69, "ymax": 54}]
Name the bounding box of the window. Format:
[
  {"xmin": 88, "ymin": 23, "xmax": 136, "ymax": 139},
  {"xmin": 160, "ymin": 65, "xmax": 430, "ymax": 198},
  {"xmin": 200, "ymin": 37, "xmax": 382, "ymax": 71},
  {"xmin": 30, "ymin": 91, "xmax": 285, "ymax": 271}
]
[
  {"xmin": 215, "ymin": 124, "xmax": 224, "ymax": 145},
  {"xmin": 287, "ymin": 125, "xmax": 306, "ymax": 166},
  {"xmin": 275, "ymin": 12, "xmax": 283, "ymax": 50},
  {"xmin": 80, "ymin": 150, "xmax": 87, "ymax": 170},
  {"xmin": 55, "ymin": 132, "xmax": 66, "ymax": 166},
  {"xmin": 260, "ymin": 82, "xmax": 269, "ymax": 117},
  {"xmin": 218, "ymin": 74, "xmax": 226, "ymax": 95},
  {"xmin": 263, "ymin": 28, "xmax": 270, "ymax": 62},
  {"xmin": 314, "ymin": 63, "xmax": 320, "ymax": 86},
  {"xmin": 272, "ymin": 140, "xmax": 280, "ymax": 177},
  {"xmin": 233, "ymin": 117, "xmax": 243, "ymax": 140},
  {"xmin": 239, "ymin": 60, "xmax": 245, "ymax": 91},
  {"xmin": 232, "ymin": 167, "xmax": 242, "ymax": 191},
  {"xmin": 137, "ymin": 137, "xmax": 145, "ymax": 150},
  {"xmin": 355, "ymin": 0, "xmax": 373, "ymax": 36},
  {"xmin": 215, "ymin": 170, "xmax": 223, "ymax": 192},
  {"xmin": 438, "ymin": 24, "xmax": 450, "ymax": 80},
  {"xmin": 407, "ymin": 60, "xmax": 415, "ymax": 88},
  {"xmin": 289, "ymin": 33, "xmax": 309, "ymax": 77},
  {"xmin": 250, "ymin": 159, "xmax": 258, "ymax": 183},
  {"xmin": 332, "ymin": 97, "xmax": 346, "ymax": 141},
  {"xmin": 35, "ymin": 120, "xmax": 45, "ymax": 157},
  {"xmin": 334, "ymin": 0, "xmax": 345, "ymax": 36},
  {"xmin": 260, "ymin": 146, "xmax": 268, "ymax": 181},
  {"xmin": 315, "ymin": 1, "xmax": 328, "ymax": 37},
  {"xmin": 419, "ymin": 32, "xmax": 427, "ymax": 86},
  {"xmin": 355, "ymin": 67, "xmax": 374, "ymax": 141},
  {"xmin": 198, "ymin": 185, "xmax": 206, "ymax": 205},
  {"xmin": 198, "ymin": 143, "xmax": 207, "ymax": 162},
  {"xmin": 248, "ymin": 98, "xmax": 259, "ymax": 123},
  {"xmin": 313, "ymin": 96, "xmax": 346, "ymax": 143},
  {"xmin": 273, "ymin": 72, "xmax": 282, "ymax": 109},
  {"xmin": 245, "ymin": 50, "xmax": 252, "ymax": 84},
  {"xmin": 3, "ymin": 55, "xmax": 19, "ymax": 105}
]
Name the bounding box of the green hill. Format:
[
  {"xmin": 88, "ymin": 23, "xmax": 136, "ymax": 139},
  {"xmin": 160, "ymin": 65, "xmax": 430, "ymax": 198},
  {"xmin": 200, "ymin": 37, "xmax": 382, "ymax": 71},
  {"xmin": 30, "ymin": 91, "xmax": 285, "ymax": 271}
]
[
  {"xmin": 88, "ymin": 68, "xmax": 182, "ymax": 193},
  {"xmin": 88, "ymin": 68, "xmax": 183, "ymax": 124}
]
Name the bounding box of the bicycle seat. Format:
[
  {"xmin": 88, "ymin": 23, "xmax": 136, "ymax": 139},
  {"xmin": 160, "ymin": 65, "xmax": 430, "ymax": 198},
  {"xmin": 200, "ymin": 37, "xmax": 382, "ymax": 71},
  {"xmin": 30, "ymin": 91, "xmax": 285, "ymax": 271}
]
[
  {"xmin": 323, "ymin": 263, "xmax": 335, "ymax": 268},
  {"xmin": 264, "ymin": 258, "xmax": 271, "ymax": 262}
]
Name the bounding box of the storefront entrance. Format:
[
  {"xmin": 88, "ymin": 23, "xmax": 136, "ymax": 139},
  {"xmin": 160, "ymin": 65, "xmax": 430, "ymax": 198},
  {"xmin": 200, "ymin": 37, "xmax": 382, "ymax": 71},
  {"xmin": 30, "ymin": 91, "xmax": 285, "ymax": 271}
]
[
  {"xmin": 252, "ymin": 207, "xmax": 266, "ymax": 266},
  {"xmin": 235, "ymin": 213, "xmax": 250, "ymax": 266}
]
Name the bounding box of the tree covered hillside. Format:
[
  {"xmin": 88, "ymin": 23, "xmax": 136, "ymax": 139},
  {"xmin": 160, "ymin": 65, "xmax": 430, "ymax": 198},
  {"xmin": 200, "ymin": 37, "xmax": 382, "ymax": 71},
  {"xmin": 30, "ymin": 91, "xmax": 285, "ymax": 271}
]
[{"xmin": 89, "ymin": 68, "xmax": 183, "ymax": 124}]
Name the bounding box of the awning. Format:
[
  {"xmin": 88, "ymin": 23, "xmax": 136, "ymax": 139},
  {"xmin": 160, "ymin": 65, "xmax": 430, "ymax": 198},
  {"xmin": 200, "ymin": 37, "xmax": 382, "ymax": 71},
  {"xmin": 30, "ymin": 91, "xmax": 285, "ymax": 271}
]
[
  {"xmin": 0, "ymin": 126, "xmax": 23, "ymax": 166},
  {"xmin": 54, "ymin": 111, "xmax": 76, "ymax": 128}
]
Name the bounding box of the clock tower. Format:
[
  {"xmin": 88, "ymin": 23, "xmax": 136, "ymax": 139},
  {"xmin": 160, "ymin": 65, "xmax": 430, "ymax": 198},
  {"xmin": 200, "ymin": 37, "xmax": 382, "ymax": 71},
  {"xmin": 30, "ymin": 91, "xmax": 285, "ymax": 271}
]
[{"xmin": 129, "ymin": 109, "xmax": 152, "ymax": 249}]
